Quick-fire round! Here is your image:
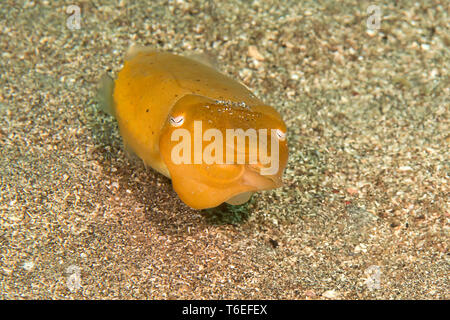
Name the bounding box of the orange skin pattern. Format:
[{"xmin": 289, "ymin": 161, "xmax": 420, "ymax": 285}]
[{"xmin": 113, "ymin": 49, "xmax": 288, "ymax": 209}]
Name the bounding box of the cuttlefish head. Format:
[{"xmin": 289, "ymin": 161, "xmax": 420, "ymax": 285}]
[{"xmin": 159, "ymin": 94, "xmax": 288, "ymax": 209}]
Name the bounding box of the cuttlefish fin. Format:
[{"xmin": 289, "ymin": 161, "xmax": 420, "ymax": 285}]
[
  {"xmin": 121, "ymin": 140, "xmax": 139, "ymax": 162},
  {"xmin": 226, "ymin": 191, "xmax": 254, "ymax": 205},
  {"xmin": 97, "ymin": 73, "xmax": 116, "ymax": 117},
  {"xmin": 126, "ymin": 45, "xmax": 218, "ymax": 70},
  {"xmin": 185, "ymin": 52, "xmax": 218, "ymax": 69},
  {"xmin": 124, "ymin": 45, "xmax": 158, "ymax": 61},
  {"xmin": 97, "ymin": 73, "xmax": 141, "ymax": 163}
]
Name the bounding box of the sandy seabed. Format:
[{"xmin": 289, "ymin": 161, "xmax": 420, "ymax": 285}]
[{"xmin": 0, "ymin": 1, "xmax": 448, "ymax": 299}]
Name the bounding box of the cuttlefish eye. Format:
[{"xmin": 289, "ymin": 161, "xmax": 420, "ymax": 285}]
[
  {"xmin": 170, "ymin": 115, "xmax": 184, "ymax": 127},
  {"xmin": 275, "ymin": 129, "xmax": 286, "ymax": 141}
]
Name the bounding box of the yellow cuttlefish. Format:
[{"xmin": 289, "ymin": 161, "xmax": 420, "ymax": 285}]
[{"xmin": 98, "ymin": 46, "xmax": 288, "ymax": 209}]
